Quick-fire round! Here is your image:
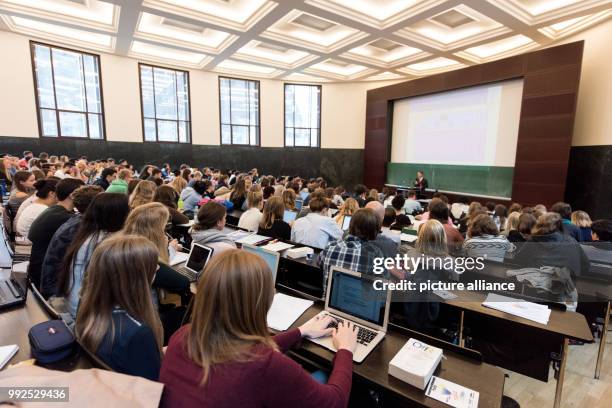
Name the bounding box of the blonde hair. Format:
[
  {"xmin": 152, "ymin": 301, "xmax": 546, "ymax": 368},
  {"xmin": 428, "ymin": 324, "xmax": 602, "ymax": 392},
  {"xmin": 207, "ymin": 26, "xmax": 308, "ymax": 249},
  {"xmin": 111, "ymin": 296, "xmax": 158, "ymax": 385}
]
[
  {"xmin": 122, "ymin": 202, "xmax": 170, "ymax": 263},
  {"xmin": 335, "ymin": 198, "xmax": 358, "ymax": 226},
  {"xmin": 187, "ymin": 250, "xmax": 276, "ymax": 384},
  {"xmin": 416, "ymin": 220, "xmax": 448, "ymax": 257},
  {"xmin": 129, "ymin": 180, "xmax": 156, "ymax": 209},
  {"xmin": 170, "ymin": 176, "xmax": 187, "ymax": 194},
  {"xmin": 117, "ymin": 168, "xmax": 132, "ymax": 180},
  {"xmin": 76, "ymin": 235, "xmax": 163, "ymax": 356},
  {"xmin": 247, "ymin": 190, "xmax": 263, "ymax": 209},
  {"xmin": 505, "ymin": 211, "xmax": 520, "ymax": 232},
  {"xmin": 282, "ymin": 189, "xmax": 296, "ymax": 210},
  {"xmin": 571, "ymin": 210, "xmax": 592, "ymax": 228}
]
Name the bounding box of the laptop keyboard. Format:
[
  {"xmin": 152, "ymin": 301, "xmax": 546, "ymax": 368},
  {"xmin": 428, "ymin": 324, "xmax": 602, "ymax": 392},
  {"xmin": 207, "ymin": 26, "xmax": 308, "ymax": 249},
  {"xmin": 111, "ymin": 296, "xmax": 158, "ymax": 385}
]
[
  {"xmin": 325, "ymin": 316, "xmax": 378, "ymax": 345},
  {"xmin": 176, "ymin": 266, "xmax": 197, "ymax": 282}
]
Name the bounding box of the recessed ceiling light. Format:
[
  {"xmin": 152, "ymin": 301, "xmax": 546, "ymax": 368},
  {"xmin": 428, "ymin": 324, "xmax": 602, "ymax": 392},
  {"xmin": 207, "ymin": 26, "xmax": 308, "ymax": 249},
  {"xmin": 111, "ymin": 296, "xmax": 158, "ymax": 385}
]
[
  {"xmin": 131, "ymin": 40, "xmax": 208, "ymax": 65},
  {"xmin": 216, "ymin": 59, "xmax": 278, "ymax": 75},
  {"xmin": 463, "ymin": 34, "xmax": 534, "ymax": 59},
  {"xmin": 406, "ymin": 57, "xmax": 459, "ymax": 71},
  {"xmin": 9, "ymin": 16, "xmax": 113, "ymax": 47},
  {"xmin": 369, "ymin": 39, "xmax": 401, "ymax": 52},
  {"xmin": 429, "ymin": 9, "xmax": 476, "ymax": 29},
  {"xmin": 160, "ymin": 17, "xmax": 205, "ymax": 34},
  {"xmin": 2, "ymin": 0, "xmax": 117, "ymax": 27},
  {"xmin": 291, "ymin": 13, "xmax": 336, "ymax": 31}
]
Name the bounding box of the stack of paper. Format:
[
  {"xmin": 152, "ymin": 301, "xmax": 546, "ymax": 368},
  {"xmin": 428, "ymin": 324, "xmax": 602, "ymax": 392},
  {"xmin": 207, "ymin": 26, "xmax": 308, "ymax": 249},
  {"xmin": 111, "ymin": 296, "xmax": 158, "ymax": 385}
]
[
  {"xmin": 0, "ymin": 344, "xmax": 18, "ymax": 370},
  {"xmin": 400, "ymin": 234, "xmax": 418, "ymax": 243},
  {"xmin": 482, "ymin": 293, "xmax": 551, "ymax": 325},
  {"xmin": 389, "ymin": 338, "xmax": 443, "ymax": 390},
  {"xmin": 262, "ymin": 241, "xmax": 294, "ymax": 252},
  {"xmin": 267, "ymin": 293, "xmax": 314, "ymax": 331},
  {"xmin": 169, "ymin": 252, "xmax": 189, "ymax": 266}
]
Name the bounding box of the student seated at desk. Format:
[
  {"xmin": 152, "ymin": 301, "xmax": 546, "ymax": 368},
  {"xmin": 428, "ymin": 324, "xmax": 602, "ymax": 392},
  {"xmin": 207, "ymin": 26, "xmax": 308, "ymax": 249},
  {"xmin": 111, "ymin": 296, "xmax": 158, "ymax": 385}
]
[
  {"xmin": 291, "ymin": 197, "xmax": 343, "ymax": 249},
  {"xmin": 40, "ymin": 185, "xmax": 103, "ymax": 299},
  {"xmin": 76, "ymin": 235, "xmax": 163, "ymax": 381},
  {"xmin": 515, "ymin": 213, "xmax": 589, "ymax": 278},
  {"xmin": 389, "ymin": 196, "xmax": 411, "ymax": 231},
  {"xmin": 550, "ymin": 202, "xmax": 582, "ymax": 242},
  {"xmin": 507, "ymin": 213, "xmax": 536, "ymax": 244},
  {"xmin": 27, "ymin": 178, "xmax": 84, "ymax": 289},
  {"xmin": 258, "ymin": 196, "xmax": 291, "ymax": 241},
  {"xmin": 128, "ymin": 180, "xmax": 156, "ymax": 210},
  {"xmin": 57, "ymin": 193, "xmax": 130, "ymax": 320},
  {"xmin": 591, "ymin": 219, "xmax": 612, "ymax": 243},
  {"xmin": 501, "ymin": 211, "xmax": 520, "ymax": 238},
  {"xmin": 181, "ymin": 180, "xmax": 208, "ymax": 216},
  {"xmin": 333, "ymin": 197, "xmax": 358, "ymax": 228},
  {"xmin": 415, "ymin": 194, "xmax": 453, "ymax": 225},
  {"xmin": 282, "ymin": 188, "xmax": 297, "ymax": 211},
  {"xmin": 364, "ymin": 201, "xmax": 400, "ymax": 257},
  {"xmin": 7, "ymin": 170, "xmax": 35, "ymax": 214},
  {"xmin": 402, "ymin": 190, "xmax": 422, "ymax": 215},
  {"xmin": 190, "ymin": 201, "xmax": 236, "ymax": 258},
  {"xmin": 16, "ymin": 178, "xmax": 59, "ymax": 243},
  {"xmin": 238, "ymin": 190, "xmax": 264, "ymax": 232},
  {"xmin": 106, "ymin": 169, "xmax": 132, "ymax": 194},
  {"xmin": 160, "ymin": 250, "xmax": 356, "ymax": 408},
  {"xmin": 154, "ymin": 185, "xmax": 189, "ymax": 228},
  {"xmin": 463, "ymin": 214, "xmax": 515, "ymax": 262},
  {"xmin": 458, "ymin": 202, "xmax": 484, "ymax": 235},
  {"xmin": 571, "ymin": 210, "xmax": 593, "ymax": 242},
  {"xmin": 229, "ymin": 177, "xmax": 248, "ymax": 211},
  {"xmin": 320, "ymin": 209, "xmax": 387, "ymax": 295},
  {"xmin": 353, "ymin": 184, "xmax": 368, "ymax": 208},
  {"xmin": 427, "ymin": 198, "xmax": 463, "ymax": 253}
]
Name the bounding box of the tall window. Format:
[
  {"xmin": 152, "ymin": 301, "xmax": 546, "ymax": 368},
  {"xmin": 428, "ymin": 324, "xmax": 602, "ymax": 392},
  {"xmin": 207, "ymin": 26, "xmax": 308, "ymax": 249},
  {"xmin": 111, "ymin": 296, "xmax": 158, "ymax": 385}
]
[
  {"xmin": 139, "ymin": 64, "xmax": 191, "ymax": 143},
  {"xmin": 219, "ymin": 77, "xmax": 260, "ymax": 145},
  {"xmin": 31, "ymin": 42, "xmax": 105, "ymax": 139},
  {"xmin": 284, "ymin": 84, "xmax": 321, "ymax": 147}
]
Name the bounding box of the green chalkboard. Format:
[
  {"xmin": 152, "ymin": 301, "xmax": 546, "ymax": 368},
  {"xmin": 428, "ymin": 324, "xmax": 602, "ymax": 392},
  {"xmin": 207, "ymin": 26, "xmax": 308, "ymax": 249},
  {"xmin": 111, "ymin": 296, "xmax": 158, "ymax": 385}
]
[{"xmin": 386, "ymin": 162, "xmax": 514, "ymax": 198}]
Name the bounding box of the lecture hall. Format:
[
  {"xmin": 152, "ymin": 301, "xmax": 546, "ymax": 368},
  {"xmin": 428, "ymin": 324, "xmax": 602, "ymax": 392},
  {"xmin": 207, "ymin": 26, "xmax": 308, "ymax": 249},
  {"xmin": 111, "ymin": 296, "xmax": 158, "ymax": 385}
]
[{"xmin": 1, "ymin": 1, "xmax": 612, "ymax": 407}]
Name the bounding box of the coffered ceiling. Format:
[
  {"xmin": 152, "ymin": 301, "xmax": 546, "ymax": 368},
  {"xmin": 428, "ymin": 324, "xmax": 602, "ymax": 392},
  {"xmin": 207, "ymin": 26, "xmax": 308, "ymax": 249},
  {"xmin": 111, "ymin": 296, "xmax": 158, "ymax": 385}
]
[{"xmin": 0, "ymin": 0, "xmax": 611, "ymax": 81}]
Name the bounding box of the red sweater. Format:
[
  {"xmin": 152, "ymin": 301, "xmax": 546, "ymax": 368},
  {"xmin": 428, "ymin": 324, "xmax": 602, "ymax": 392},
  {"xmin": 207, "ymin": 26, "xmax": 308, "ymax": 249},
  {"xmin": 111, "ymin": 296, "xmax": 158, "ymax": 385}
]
[{"xmin": 159, "ymin": 325, "xmax": 353, "ymax": 408}]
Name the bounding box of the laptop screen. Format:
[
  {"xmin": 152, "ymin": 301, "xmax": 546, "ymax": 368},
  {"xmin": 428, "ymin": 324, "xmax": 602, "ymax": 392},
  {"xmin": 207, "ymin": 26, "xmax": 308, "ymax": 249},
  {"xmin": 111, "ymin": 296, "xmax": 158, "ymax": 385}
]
[
  {"xmin": 242, "ymin": 244, "xmax": 280, "ymax": 282},
  {"xmin": 295, "ymin": 199, "xmax": 304, "ymax": 211},
  {"xmin": 186, "ymin": 244, "xmax": 213, "ymax": 274},
  {"xmin": 328, "ymin": 269, "xmax": 386, "ymax": 327},
  {"xmin": 341, "ymin": 215, "xmax": 352, "ymax": 231},
  {"xmin": 283, "ymin": 210, "xmax": 297, "ymax": 223}
]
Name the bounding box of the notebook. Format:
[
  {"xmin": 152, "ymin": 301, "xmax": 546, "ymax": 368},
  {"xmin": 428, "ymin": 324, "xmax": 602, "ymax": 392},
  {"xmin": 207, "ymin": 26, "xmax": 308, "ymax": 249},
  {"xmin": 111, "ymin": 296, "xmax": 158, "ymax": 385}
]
[
  {"xmin": 482, "ymin": 293, "xmax": 551, "ymax": 325},
  {"xmin": 267, "ymin": 293, "xmax": 314, "ymax": 331},
  {"xmin": 0, "ymin": 344, "xmax": 18, "ymax": 370}
]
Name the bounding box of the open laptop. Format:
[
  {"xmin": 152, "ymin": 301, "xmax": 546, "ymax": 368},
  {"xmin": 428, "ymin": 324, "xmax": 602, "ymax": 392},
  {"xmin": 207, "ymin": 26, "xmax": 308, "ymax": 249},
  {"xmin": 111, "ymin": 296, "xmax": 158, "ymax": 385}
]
[
  {"xmin": 341, "ymin": 215, "xmax": 352, "ymax": 231},
  {"xmin": 295, "ymin": 198, "xmax": 304, "ymax": 212},
  {"xmin": 283, "ymin": 210, "xmax": 298, "ymax": 223},
  {"xmin": 175, "ymin": 243, "xmax": 214, "ymax": 282},
  {"xmin": 241, "ymin": 243, "xmax": 281, "ymax": 282},
  {"xmin": 0, "ymin": 269, "xmax": 28, "ymax": 310},
  {"xmin": 305, "ymin": 267, "xmax": 391, "ymax": 363}
]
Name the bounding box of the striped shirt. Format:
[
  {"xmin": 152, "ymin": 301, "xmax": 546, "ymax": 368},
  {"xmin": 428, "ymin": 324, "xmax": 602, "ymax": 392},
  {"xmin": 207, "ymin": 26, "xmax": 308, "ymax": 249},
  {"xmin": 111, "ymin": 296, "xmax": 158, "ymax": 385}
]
[{"xmin": 463, "ymin": 234, "xmax": 515, "ymax": 262}]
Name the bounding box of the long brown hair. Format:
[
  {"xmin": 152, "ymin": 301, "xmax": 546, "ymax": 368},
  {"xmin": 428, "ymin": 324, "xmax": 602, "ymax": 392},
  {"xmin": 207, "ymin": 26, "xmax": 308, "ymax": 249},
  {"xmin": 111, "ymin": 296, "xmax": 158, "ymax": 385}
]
[
  {"xmin": 122, "ymin": 202, "xmax": 170, "ymax": 263},
  {"xmin": 230, "ymin": 178, "xmax": 246, "ymax": 201},
  {"xmin": 260, "ymin": 196, "xmax": 284, "ymax": 230},
  {"xmin": 282, "ymin": 188, "xmax": 296, "ymax": 210},
  {"xmin": 187, "ymin": 250, "xmax": 277, "ymax": 384},
  {"xmin": 75, "ymin": 235, "xmax": 163, "ymax": 355},
  {"xmin": 129, "ymin": 180, "xmax": 156, "ymax": 209}
]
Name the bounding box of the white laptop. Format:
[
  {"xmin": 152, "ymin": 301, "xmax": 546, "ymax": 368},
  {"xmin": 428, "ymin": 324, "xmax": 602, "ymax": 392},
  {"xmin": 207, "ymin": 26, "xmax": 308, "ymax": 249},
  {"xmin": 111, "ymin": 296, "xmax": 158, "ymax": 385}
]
[
  {"xmin": 175, "ymin": 243, "xmax": 214, "ymax": 282},
  {"xmin": 242, "ymin": 243, "xmax": 281, "ymax": 282},
  {"xmin": 305, "ymin": 267, "xmax": 391, "ymax": 363},
  {"xmin": 283, "ymin": 210, "xmax": 298, "ymax": 223},
  {"xmin": 341, "ymin": 215, "xmax": 352, "ymax": 231}
]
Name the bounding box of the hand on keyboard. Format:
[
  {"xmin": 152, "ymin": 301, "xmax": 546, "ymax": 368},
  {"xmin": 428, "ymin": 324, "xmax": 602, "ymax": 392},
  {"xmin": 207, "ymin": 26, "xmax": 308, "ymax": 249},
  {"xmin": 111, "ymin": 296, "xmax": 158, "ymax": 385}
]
[
  {"xmin": 332, "ymin": 320, "xmax": 358, "ymax": 353},
  {"xmin": 299, "ymin": 315, "xmax": 335, "ymax": 339}
]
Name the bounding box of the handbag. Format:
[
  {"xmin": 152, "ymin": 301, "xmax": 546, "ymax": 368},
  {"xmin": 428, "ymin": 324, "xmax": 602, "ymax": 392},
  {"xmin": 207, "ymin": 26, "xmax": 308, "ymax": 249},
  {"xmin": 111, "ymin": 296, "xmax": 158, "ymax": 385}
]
[{"xmin": 28, "ymin": 320, "xmax": 76, "ymax": 364}]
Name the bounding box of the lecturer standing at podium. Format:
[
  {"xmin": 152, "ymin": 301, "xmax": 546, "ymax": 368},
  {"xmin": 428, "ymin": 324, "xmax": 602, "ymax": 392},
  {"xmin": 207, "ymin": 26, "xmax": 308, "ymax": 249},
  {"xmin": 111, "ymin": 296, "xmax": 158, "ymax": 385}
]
[{"xmin": 413, "ymin": 170, "xmax": 428, "ymax": 198}]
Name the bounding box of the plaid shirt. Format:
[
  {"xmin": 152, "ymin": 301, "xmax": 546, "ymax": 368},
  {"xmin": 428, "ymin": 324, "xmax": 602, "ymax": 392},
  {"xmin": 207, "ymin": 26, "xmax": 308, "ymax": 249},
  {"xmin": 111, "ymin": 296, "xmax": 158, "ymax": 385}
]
[{"xmin": 319, "ymin": 235, "xmax": 386, "ymax": 296}]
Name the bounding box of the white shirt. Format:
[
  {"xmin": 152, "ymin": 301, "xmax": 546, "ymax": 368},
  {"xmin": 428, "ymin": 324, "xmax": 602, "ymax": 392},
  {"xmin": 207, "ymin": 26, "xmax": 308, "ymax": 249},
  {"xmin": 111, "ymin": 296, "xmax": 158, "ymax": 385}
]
[
  {"xmin": 238, "ymin": 208, "xmax": 263, "ymax": 232},
  {"xmin": 15, "ymin": 203, "xmax": 48, "ymax": 242},
  {"xmin": 54, "ymin": 169, "xmax": 67, "ymax": 179},
  {"xmin": 291, "ymin": 212, "xmax": 343, "ymax": 249},
  {"xmin": 13, "ymin": 194, "xmax": 37, "ymax": 228}
]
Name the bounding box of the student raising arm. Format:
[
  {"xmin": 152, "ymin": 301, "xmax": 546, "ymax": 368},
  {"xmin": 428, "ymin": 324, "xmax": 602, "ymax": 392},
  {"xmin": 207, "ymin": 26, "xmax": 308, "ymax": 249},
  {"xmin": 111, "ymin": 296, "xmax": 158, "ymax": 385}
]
[
  {"xmin": 75, "ymin": 235, "xmax": 164, "ymax": 380},
  {"xmin": 160, "ymin": 250, "xmax": 357, "ymax": 408}
]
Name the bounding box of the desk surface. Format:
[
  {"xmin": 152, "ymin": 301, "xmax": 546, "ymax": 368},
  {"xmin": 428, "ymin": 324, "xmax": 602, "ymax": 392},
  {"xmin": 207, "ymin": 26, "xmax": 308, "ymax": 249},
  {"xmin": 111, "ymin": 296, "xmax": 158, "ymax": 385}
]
[
  {"xmin": 445, "ymin": 290, "xmax": 593, "ymax": 342},
  {"xmin": 0, "ymin": 291, "xmax": 92, "ymax": 371},
  {"xmin": 292, "ymin": 304, "xmax": 505, "ymax": 408}
]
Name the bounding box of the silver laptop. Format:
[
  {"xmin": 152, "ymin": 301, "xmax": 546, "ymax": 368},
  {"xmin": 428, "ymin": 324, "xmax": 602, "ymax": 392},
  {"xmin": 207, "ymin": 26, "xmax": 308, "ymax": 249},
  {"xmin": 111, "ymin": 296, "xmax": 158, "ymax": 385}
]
[
  {"xmin": 175, "ymin": 243, "xmax": 214, "ymax": 282},
  {"xmin": 305, "ymin": 267, "xmax": 391, "ymax": 363},
  {"xmin": 341, "ymin": 215, "xmax": 352, "ymax": 231},
  {"xmin": 241, "ymin": 244, "xmax": 281, "ymax": 283},
  {"xmin": 283, "ymin": 210, "xmax": 298, "ymax": 223}
]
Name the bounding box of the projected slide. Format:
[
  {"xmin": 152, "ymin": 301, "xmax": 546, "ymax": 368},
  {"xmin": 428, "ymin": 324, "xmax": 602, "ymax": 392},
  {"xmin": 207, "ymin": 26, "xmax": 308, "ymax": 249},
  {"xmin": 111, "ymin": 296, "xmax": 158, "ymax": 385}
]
[{"xmin": 391, "ymin": 79, "xmax": 523, "ymax": 167}]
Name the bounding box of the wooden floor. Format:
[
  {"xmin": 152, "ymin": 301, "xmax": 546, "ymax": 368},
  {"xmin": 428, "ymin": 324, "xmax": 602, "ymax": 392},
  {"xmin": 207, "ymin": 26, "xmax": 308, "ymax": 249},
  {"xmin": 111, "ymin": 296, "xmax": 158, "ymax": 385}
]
[{"xmin": 504, "ymin": 332, "xmax": 612, "ymax": 407}]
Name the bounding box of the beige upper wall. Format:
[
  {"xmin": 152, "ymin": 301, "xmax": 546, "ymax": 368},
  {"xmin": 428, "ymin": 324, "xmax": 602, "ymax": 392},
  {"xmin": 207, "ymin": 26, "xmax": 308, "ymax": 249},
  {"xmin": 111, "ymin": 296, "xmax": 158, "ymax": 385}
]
[
  {"xmin": 559, "ymin": 18, "xmax": 612, "ymax": 147},
  {"xmin": 1, "ymin": 20, "xmax": 611, "ymax": 148}
]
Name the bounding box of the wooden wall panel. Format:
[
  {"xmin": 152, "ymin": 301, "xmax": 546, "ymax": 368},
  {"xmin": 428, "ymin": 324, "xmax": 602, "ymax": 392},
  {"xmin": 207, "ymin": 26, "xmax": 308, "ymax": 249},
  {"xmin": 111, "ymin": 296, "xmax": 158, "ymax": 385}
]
[{"xmin": 364, "ymin": 41, "xmax": 584, "ymax": 206}]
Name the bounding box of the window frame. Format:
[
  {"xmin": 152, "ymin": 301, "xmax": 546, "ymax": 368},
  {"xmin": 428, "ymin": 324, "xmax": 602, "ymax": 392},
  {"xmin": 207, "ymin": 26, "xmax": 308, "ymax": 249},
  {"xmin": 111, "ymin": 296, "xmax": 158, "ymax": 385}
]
[
  {"xmin": 29, "ymin": 41, "xmax": 107, "ymax": 140},
  {"xmin": 218, "ymin": 76, "xmax": 261, "ymax": 146},
  {"xmin": 138, "ymin": 62, "xmax": 193, "ymax": 144},
  {"xmin": 283, "ymin": 83, "xmax": 322, "ymax": 148}
]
